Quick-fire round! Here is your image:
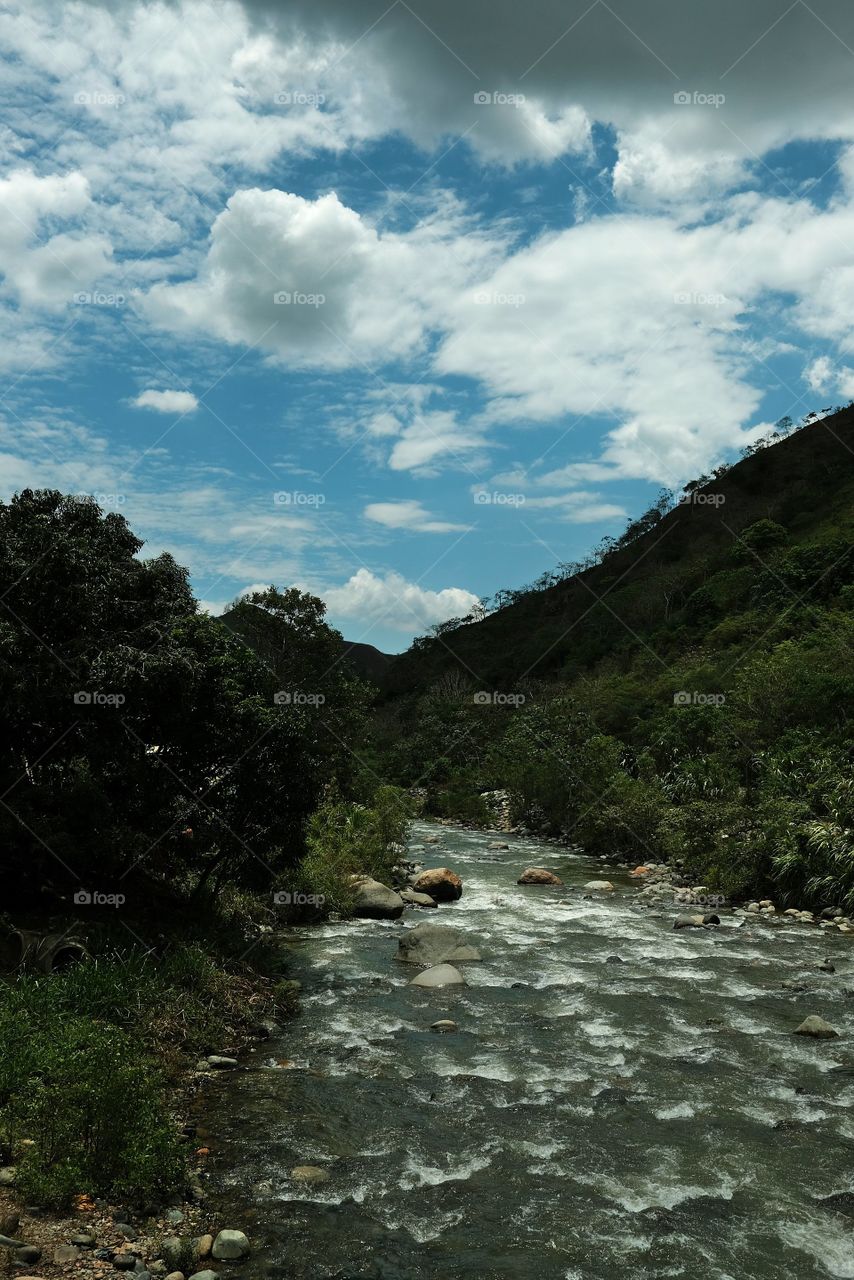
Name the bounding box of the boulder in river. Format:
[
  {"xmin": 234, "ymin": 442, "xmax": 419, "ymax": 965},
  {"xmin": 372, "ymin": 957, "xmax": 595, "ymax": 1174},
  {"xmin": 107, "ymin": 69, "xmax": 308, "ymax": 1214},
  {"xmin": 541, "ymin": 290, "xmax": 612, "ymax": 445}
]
[
  {"xmin": 794, "ymin": 1015, "xmax": 839, "ymax": 1038},
  {"xmin": 517, "ymin": 867, "xmax": 563, "ymax": 886},
  {"xmin": 431, "ymin": 1019, "xmax": 458, "ymax": 1033},
  {"xmin": 583, "ymin": 880, "xmax": 615, "ymax": 892},
  {"xmin": 350, "ymin": 876, "xmax": 405, "ymax": 919},
  {"xmin": 399, "ymin": 888, "xmax": 438, "ymax": 909},
  {"xmin": 397, "ymin": 922, "xmax": 480, "ymax": 966},
  {"xmin": 488, "ymin": 841, "xmax": 509, "ymax": 850},
  {"xmin": 211, "ymin": 1231, "xmax": 250, "ymax": 1261},
  {"xmin": 674, "ymin": 914, "xmax": 705, "ymax": 929},
  {"xmin": 291, "ymin": 1165, "xmax": 330, "ymax": 1184},
  {"xmin": 412, "ymin": 867, "xmax": 463, "ymax": 902},
  {"xmin": 409, "ymin": 963, "xmax": 465, "ymax": 988}
]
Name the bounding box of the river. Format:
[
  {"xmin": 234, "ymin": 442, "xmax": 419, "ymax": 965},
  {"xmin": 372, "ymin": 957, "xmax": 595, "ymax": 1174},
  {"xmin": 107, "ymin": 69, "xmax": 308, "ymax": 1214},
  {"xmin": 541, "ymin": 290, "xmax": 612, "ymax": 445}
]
[{"xmin": 203, "ymin": 821, "xmax": 854, "ymax": 1279}]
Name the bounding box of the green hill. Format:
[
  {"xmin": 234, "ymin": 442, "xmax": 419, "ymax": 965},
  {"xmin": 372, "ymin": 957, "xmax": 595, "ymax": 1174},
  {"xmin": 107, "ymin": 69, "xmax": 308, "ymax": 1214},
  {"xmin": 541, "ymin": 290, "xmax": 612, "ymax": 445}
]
[{"xmin": 375, "ymin": 407, "xmax": 854, "ymax": 908}]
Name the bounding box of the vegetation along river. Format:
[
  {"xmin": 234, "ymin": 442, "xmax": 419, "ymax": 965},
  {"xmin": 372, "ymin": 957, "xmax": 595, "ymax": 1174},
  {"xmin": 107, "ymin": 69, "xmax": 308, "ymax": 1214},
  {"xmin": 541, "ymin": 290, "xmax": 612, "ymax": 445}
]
[{"xmin": 204, "ymin": 821, "xmax": 854, "ymax": 1280}]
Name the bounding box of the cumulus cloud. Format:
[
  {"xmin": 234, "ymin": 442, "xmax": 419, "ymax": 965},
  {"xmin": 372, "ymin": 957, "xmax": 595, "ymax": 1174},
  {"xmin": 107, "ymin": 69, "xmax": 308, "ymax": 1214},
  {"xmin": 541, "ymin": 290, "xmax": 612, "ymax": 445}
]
[
  {"xmin": 0, "ymin": 169, "xmax": 112, "ymax": 311},
  {"xmin": 141, "ymin": 188, "xmax": 496, "ymax": 367},
  {"xmin": 133, "ymin": 389, "xmax": 199, "ymax": 413},
  {"xmin": 364, "ymin": 499, "xmax": 469, "ymax": 533},
  {"xmin": 322, "ymin": 568, "xmax": 479, "ymax": 632}
]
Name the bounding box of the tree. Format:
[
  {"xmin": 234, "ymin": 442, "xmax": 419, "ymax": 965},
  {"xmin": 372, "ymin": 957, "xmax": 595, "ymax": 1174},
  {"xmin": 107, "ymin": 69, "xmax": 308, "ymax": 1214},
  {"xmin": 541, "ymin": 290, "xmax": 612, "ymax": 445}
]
[{"xmin": 0, "ymin": 491, "xmax": 369, "ymax": 900}]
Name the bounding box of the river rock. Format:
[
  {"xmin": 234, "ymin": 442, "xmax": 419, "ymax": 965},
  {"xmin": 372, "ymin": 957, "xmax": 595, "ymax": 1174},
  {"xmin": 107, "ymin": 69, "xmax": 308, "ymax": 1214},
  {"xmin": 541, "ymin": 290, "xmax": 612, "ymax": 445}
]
[
  {"xmin": 488, "ymin": 842, "xmax": 509, "ymax": 850},
  {"xmin": 188, "ymin": 1272, "xmax": 218, "ymax": 1280},
  {"xmin": 350, "ymin": 876, "xmax": 404, "ymax": 919},
  {"xmin": 794, "ymin": 1015, "xmax": 839, "ymax": 1038},
  {"xmin": 409, "ymin": 963, "xmax": 465, "ymax": 988},
  {"xmin": 290, "ymin": 1165, "xmax": 330, "ymax": 1184},
  {"xmin": 194, "ymin": 1235, "xmax": 213, "ymax": 1260},
  {"xmin": 583, "ymin": 880, "xmax": 615, "ymax": 892},
  {"xmin": 165, "ymin": 1274, "xmax": 186, "ymax": 1280},
  {"xmin": 397, "ymin": 922, "xmax": 481, "ymax": 966},
  {"xmin": 211, "ymin": 1230, "xmax": 250, "ymax": 1261},
  {"xmin": 431, "ymin": 1019, "xmax": 458, "ymax": 1033},
  {"xmin": 423, "ymin": 835, "xmax": 442, "ymax": 844},
  {"xmin": 674, "ymin": 914, "xmax": 705, "ymax": 929},
  {"xmin": 517, "ymin": 867, "xmax": 563, "ymax": 886},
  {"xmin": 412, "ymin": 868, "xmax": 463, "ymax": 902},
  {"xmin": 53, "ymin": 1245, "xmax": 78, "ymax": 1263},
  {"xmin": 399, "ymin": 888, "xmax": 438, "ymax": 908},
  {"xmin": 15, "ymin": 1247, "xmax": 42, "ymax": 1264}
]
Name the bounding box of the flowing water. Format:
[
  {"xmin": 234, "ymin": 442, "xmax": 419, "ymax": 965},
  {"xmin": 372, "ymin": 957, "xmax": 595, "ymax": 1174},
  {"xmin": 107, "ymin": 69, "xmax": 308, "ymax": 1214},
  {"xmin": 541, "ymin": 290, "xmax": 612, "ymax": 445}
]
[{"xmin": 204, "ymin": 822, "xmax": 854, "ymax": 1279}]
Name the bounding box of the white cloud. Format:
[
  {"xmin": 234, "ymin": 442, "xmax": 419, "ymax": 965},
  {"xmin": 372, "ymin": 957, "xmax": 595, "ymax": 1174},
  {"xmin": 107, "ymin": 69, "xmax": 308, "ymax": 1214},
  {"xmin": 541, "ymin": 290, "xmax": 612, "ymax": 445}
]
[
  {"xmin": 388, "ymin": 410, "xmax": 488, "ymax": 474},
  {"xmin": 142, "ymin": 187, "xmax": 499, "ymax": 368},
  {"xmin": 321, "ymin": 568, "xmax": 479, "ymax": 632},
  {"xmin": 804, "ymin": 355, "xmax": 835, "ymax": 395},
  {"xmin": 133, "ymin": 389, "xmax": 199, "ymax": 414},
  {"xmin": 0, "ymin": 168, "xmax": 112, "ymax": 311},
  {"xmin": 364, "ymin": 499, "xmax": 469, "ymax": 533}
]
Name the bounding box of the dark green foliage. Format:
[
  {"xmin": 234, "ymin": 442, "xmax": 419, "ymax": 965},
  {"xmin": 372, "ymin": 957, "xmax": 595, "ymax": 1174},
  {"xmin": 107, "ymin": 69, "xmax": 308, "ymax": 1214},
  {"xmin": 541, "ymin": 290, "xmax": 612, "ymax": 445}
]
[{"xmin": 0, "ymin": 491, "xmax": 371, "ymax": 900}]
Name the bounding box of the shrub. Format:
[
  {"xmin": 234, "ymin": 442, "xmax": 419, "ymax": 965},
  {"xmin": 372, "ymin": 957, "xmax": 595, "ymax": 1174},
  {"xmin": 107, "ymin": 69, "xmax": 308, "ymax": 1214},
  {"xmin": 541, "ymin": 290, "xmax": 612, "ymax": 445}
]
[
  {"xmin": 0, "ymin": 992, "xmax": 185, "ymax": 1208},
  {"xmin": 295, "ymin": 786, "xmax": 413, "ymax": 915}
]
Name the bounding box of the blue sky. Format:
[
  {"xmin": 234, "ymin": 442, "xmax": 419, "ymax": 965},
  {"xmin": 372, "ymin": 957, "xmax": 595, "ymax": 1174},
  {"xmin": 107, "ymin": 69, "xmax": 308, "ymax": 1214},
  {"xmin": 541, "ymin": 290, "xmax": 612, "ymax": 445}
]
[{"xmin": 3, "ymin": 0, "xmax": 854, "ymax": 650}]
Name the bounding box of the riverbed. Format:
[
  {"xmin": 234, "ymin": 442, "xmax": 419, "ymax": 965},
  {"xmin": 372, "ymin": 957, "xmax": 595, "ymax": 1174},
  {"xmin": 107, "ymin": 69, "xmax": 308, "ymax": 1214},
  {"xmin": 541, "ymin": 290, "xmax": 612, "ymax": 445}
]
[{"xmin": 204, "ymin": 822, "xmax": 854, "ymax": 1279}]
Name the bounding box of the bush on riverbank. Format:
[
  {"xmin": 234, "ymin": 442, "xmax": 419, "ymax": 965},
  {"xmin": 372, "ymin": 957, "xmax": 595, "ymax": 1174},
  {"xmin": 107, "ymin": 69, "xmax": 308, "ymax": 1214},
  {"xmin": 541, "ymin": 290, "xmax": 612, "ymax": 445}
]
[
  {"xmin": 0, "ymin": 933, "xmax": 302, "ymax": 1208},
  {"xmin": 296, "ymin": 785, "xmax": 414, "ymax": 916}
]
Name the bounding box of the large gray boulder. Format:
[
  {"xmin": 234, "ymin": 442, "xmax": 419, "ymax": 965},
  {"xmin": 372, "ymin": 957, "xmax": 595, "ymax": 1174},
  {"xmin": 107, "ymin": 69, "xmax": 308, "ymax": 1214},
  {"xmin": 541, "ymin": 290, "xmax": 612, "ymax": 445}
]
[
  {"xmin": 350, "ymin": 876, "xmax": 404, "ymax": 919},
  {"xmin": 409, "ymin": 963, "xmax": 465, "ymax": 987},
  {"xmin": 397, "ymin": 922, "xmax": 481, "ymax": 966}
]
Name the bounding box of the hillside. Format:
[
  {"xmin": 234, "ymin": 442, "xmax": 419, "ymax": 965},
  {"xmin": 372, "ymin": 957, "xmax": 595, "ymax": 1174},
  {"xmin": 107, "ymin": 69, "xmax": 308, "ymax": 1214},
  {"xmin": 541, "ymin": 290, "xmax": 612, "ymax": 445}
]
[
  {"xmin": 375, "ymin": 407, "xmax": 854, "ymax": 908},
  {"xmin": 386, "ymin": 406, "xmax": 854, "ymax": 695}
]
